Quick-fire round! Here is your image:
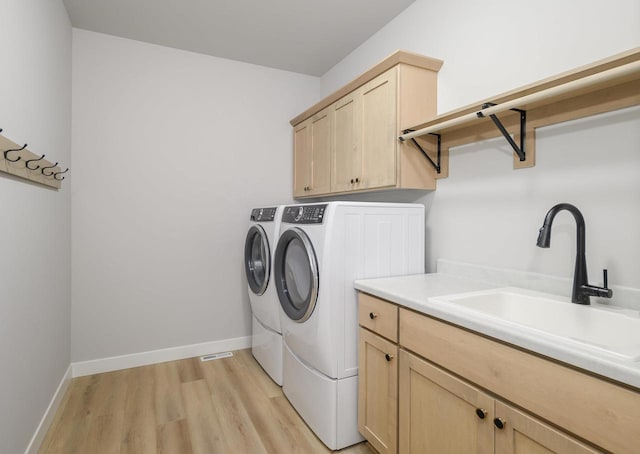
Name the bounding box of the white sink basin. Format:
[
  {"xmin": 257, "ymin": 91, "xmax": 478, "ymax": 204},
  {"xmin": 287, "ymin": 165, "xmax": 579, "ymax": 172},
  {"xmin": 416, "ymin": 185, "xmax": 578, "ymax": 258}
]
[{"xmin": 432, "ymin": 288, "xmax": 640, "ymax": 361}]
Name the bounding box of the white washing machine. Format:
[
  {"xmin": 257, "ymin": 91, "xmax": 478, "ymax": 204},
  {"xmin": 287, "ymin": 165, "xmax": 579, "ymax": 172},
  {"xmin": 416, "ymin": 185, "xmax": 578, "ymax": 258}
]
[
  {"xmin": 243, "ymin": 205, "xmax": 285, "ymax": 386},
  {"xmin": 273, "ymin": 202, "xmax": 424, "ymax": 450}
]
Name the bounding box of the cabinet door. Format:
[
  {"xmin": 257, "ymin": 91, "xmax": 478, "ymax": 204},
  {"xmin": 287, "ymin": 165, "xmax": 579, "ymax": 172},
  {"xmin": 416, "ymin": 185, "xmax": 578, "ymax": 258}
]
[
  {"xmin": 358, "ymin": 328, "xmax": 398, "ymax": 454},
  {"xmin": 398, "ymin": 350, "xmax": 494, "ymax": 454},
  {"xmin": 332, "ymin": 92, "xmax": 361, "ymax": 192},
  {"xmin": 293, "ymin": 120, "xmax": 311, "ymax": 197},
  {"xmin": 308, "ymin": 108, "xmax": 331, "ymax": 196},
  {"xmin": 494, "ymin": 401, "xmax": 601, "ymax": 454},
  {"xmin": 360, "ymin": 67, "xmax": 398, "ymax": 190}
]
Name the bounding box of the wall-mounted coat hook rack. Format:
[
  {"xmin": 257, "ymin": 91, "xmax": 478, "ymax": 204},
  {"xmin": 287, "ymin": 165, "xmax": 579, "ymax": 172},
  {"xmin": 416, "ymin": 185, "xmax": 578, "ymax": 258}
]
[
  {"xmin": 3, "ymin": 143, "xmax": 27, "ymax": 162},
  {"xmin": 1, "ymin": 129, "xmax": 67, "ymax": 189},
  {"xmin": 41, "ymin": 162, "xmax": 58, "ymax": 176},
  {"xmin": 53, "ymin": 168, "xmax": 69, "ymax": 181},
  {"xmin": 25, "ymin": 154, "xmax": 46, "ymax": 170}
]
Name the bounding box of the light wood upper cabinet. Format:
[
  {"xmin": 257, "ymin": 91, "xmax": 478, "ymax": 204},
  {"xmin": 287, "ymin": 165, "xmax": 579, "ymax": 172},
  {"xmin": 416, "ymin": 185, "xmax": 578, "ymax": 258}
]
[
  {"xmin": 293, "ymin": 121, "xmax": 311, "ymax": 197},
  {"xmin": 291, "ymin": 51, "xmax": 443, "ymax": 198},
  {"xmin": 329, "ymin": 64, "xmax": 440, "ymax": 195},
  {"xmin": 293, "ymin": 107, "xmax": 331, "ymax": 197},
  {"xmin": 331, "ymin": 91, "xmax": 361, "ymax": 192},
  {"xmin": 359, "ymin": 68, "xmax": 398, "ymax": 190}
]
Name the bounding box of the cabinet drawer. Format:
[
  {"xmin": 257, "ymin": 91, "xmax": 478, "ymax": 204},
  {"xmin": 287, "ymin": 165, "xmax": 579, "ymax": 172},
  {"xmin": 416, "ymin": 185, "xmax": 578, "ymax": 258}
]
[
  {"xmin": 358, "ymin": 293, "xmax": 398, "ymax": 342},
  {"xmin": 400, "ymin": 307, "xmax": 640, "ymax": 454}
]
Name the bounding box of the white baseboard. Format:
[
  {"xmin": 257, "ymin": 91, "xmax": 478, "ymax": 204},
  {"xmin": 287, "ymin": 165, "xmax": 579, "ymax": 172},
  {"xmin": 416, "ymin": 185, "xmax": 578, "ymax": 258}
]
[
  {"xmin": 71, "ymin": 335, "xmax": 252, "ymax": 377},
  {"xmin": 24, "ymin": 365, "xmax": 72, "ymax": 454}
]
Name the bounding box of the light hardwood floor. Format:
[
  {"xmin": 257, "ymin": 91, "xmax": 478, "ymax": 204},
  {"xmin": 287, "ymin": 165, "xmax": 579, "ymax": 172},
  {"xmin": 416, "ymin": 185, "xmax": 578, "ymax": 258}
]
[{"xmin": 39, "ymin": 349, "xmax": 374, "ymax": 453}]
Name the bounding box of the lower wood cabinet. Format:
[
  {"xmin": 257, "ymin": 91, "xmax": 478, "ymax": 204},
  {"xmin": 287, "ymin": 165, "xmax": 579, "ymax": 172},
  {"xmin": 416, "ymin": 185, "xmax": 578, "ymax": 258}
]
[
  {"xmin": 398, "ymin": 349, "xmax": 599, "ymax": 454},
  {"xmin": 398, "ymin": 349, "xmax": 493, "ymax": 454},
  {"xmin": 356, "ymin": 292, "xmax": 635, "ymax": 453},
  {"xmin": 358, "ymin": 327, "xmax": 398, "ymax": 454},
  {"xmin": 493, "ymin": 401, "xmax": 600, "ymax": 454}
]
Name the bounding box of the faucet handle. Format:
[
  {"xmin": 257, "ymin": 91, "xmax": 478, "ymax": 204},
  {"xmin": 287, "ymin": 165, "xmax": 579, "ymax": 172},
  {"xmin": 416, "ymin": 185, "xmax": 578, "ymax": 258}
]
[
  {"xmin": 581, "ymin": 269, "xmax": 613, "ymax": 300},
  {"xmin": 599, "ymin": 269, "xmax": 613, "ymax": 298}
]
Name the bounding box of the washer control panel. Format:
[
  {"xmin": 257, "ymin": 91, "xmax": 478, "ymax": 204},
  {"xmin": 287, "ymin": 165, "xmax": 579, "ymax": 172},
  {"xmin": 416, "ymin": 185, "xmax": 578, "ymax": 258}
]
[
  {"xmin": 250, "ymin": 207, "xmax": 278, "ymax": 222},
  {"xmin": 282, "ymin": 205, "xmax": 327, "ymax": 224}
]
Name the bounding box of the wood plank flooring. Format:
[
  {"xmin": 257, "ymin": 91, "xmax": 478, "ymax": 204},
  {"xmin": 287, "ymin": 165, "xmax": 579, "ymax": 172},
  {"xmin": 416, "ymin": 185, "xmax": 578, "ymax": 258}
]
[{"xmin": 39, "ymin": 349, "xmax": 374, "ymax": 453}]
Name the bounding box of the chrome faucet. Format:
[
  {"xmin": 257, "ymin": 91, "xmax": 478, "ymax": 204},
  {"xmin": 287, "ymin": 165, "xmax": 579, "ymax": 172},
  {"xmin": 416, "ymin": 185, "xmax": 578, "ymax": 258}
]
[{"xmin": 536, "ymin": 203, "xmax": 612, "ymax": 305}]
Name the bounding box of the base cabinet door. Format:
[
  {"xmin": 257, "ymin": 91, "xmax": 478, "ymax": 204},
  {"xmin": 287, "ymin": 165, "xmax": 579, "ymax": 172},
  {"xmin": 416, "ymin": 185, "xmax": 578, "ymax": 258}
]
[
  {"xmin": 398, "ymin": 349, "xmax": 494, "ymax": 454},
  {"xmin": 494, "ymin": 401, "xmax": 601, "ymax": 454},
  {"xmin": 358, "ymin": 328, "xmax": 398, "ymax": 454}
]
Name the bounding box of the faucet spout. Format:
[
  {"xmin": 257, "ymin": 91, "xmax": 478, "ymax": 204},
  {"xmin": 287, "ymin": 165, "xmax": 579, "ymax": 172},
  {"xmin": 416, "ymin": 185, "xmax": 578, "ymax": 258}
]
[{"xmin": 536, "ymin": 203, "xmax": 611, "ymax": 305}]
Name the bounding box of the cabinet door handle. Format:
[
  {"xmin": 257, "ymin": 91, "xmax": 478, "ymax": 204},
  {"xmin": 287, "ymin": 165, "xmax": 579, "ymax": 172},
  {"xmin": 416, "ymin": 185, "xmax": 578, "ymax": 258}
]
[
  {"xmin": 385, "ymin": 353, "xmax": 394, "ymax": 362},
  {"xmin": 493, "ymin": 417, "xmax": 506, "ymax": 430},
  {"xmin": 355, "ymin": 177, "xmax": 360, "ymax": 183},
  {"xmin": 475, "ymin": 408, "xmax": 487, "ymax": 419},
  {"xmin": 350, "ymin": 179, "xmax": 354, "ymax": 184},
  {"xmin": 369, "ymin": 312, "xmax": 378, "ymax": 319}
]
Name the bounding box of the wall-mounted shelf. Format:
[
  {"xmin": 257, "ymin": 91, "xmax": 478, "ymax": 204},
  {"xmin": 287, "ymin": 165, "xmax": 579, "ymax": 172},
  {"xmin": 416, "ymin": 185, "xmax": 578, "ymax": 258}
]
[
  {"xmin": 1, "ymin": 132, "xmax": 66, "ymax": 189},
  {"xmin": 400, "ymin": 47, "xmax": 640, "ymax": 178}
]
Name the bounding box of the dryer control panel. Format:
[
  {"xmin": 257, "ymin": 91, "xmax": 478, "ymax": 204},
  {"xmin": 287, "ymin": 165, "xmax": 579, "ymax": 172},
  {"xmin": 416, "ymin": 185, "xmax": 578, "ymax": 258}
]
[
  {"xmin": 250, "ymin": 207, "xmax": 278, "ymax": 222},
  {"xmin": 282, "ymin": 205, "xmax": 327, "ymax": 224}
]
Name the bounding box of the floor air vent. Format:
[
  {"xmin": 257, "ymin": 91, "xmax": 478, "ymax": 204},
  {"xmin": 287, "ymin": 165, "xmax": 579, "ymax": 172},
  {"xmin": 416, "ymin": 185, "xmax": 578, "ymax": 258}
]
[{"xmin": 200, "ymin": 351, "xmax": 233, "ymax": 362}]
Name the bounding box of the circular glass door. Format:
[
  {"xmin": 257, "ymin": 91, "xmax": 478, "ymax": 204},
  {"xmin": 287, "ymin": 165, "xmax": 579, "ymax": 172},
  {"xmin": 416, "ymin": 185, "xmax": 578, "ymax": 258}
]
[
  {"xmin": 244, "ymin": 225, "xmax": 270, "ymax": 295},
  {"xmin": 274, "ymin": 228, "xmax": 319, "ymax": 322}
]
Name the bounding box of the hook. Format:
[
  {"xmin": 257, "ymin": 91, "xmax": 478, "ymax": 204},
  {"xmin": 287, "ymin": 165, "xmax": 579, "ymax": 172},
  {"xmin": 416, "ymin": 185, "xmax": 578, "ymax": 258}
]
[
  {"xmin": 25, "ymin": 154, "xmax": 46, "ymax": 170},
  {"xmin": 41, "ymin": 162, "xmax": 58, "ymax": 176},
  {"xmin": 3, "ymin": 143, "xmax": 27, "ymax": 163},
  {"xmin": 53, "ymin": 168, "xmax": 69, "ymax": 181}
]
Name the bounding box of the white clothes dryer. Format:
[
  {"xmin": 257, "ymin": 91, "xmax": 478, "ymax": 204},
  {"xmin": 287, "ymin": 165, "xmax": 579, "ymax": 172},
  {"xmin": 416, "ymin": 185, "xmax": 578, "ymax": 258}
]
[
  {"xmin": 244, "ymin": 205, "xmax": 285, "ymax": 386},
  {"xmin": 273, "ymin": 202, "xmax": 424, "ymax": 450}
]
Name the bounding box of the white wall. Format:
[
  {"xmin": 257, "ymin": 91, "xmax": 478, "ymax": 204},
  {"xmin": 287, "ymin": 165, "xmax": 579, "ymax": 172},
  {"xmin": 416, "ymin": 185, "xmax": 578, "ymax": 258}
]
[
  {"xmin": 321, "ymin": 0, "xmax": 640, "ymax": 292},
  {"xmin": 0, "ymin": 1, "xmax": 71, "ymax": 453},
  {"xmin": 71, "ymin": 30, "xmax": 320, "ymax": 362}
]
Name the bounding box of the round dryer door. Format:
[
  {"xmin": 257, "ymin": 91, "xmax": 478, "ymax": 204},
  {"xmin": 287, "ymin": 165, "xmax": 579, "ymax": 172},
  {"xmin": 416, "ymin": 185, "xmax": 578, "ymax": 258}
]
[
  {"xmin": 274, "ymin": 227, "xmax": 319, "ymax": 323},
  {"xmin": 244, "ymin": 225, "xmax": 271, "ymax": 295}
]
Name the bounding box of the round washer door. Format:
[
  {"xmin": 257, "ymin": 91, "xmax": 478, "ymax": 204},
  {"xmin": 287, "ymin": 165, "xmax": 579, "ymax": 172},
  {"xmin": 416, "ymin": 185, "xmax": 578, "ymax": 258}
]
[
  {"xmin": 274, "ymin": 227, "xmax": 319, "ymax": 323},
  {"xmin": 244, "ymin": 225, "xmax": 271, "ymax": 295}
]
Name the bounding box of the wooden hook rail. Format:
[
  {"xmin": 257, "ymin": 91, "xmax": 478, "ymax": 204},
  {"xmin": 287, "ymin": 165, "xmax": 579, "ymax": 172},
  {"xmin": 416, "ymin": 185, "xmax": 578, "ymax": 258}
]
[{"xmin": 0, "ymin": 130, "xmax": 67, "ymax": 189}]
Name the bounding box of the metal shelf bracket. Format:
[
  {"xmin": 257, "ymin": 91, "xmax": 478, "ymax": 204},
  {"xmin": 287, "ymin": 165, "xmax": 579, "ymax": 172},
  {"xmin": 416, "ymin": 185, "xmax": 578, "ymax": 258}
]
[
  {"xmin": 401, "ymin": 130, "xmax": 441, "ymax": 174},
  {"xmin": 477, "ymin": 103, "xmax": 527, "ymax": 161}
]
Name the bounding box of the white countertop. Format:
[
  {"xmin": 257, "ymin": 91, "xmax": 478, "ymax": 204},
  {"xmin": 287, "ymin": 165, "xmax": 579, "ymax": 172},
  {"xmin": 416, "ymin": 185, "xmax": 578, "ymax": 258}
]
[{"xmin": 355, "ymin": 273, "xmax": 640, "ymax": 389}]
